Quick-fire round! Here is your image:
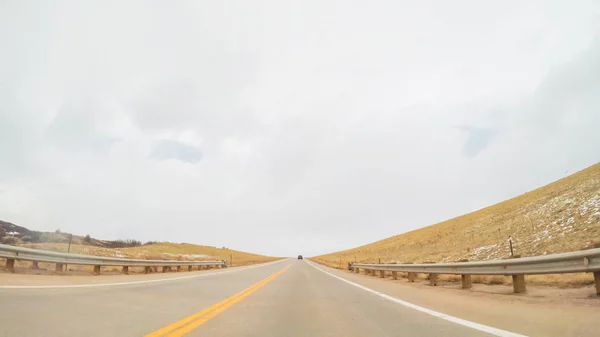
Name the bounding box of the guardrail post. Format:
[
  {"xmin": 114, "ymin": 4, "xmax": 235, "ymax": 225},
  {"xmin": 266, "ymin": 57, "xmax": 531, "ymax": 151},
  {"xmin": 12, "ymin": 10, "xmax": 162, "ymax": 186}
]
[
  {"xmin": 512, "ymin": 275, "xmax": 526, "ymax": 293},
  {"xmin": 355, "ymin": 267, "xmax": 360, "ymax": 273},
  {"xmin": 5, "ymin": 258, "xmax": 15, "ymax": 273},
  {"xmin": 144, "ymin": 266, "xmax": 151, "ymax": 274},
  {"xmin": 392, "ymin": 271, "xmax": 398, "ymax": 280},
  {"xmin": 429, "ymin": 273, "xmax": 438, "ymax": 286},
  {"xmin": 162, "ymin": 266, "xmax": 169, "ymax": 273},
  {"xmin": 593, "ymin": 271, "xmax": 599, "ymax": 296},
  {"xmin": 176, "ymin": 266, "xmax": 182, "ymax": 272},
  {"xmin": 55, "ymin": 263, "xmax": 64, "ymax": 273},
  {"xmin": 32, "ymin": 261, "xmax": 39, "ymax": 270},
  {"xmin": 455, "ymin": 259, "xmax": 471, "ymax": 289},
  {"xmin": 122, "ymin": 266, "xmax": 129, "ymax": 274},
  {"xmin": 461, "ymin": 275, "xmax": 472, "ymax": 289},
  {"xmin": 407, "ymin": 272, "xmax": 416, "ymax": 282},
  {"xmin": 379, "ymin": 270, "xmax": 385, "ymax": 278},
  {"xmin": 188, "ymin": 266, "xmax": 192, "ymax": 272},
  {"xmin": 93, "ymin": 265, "xmax": 101, "ymax": 275}
]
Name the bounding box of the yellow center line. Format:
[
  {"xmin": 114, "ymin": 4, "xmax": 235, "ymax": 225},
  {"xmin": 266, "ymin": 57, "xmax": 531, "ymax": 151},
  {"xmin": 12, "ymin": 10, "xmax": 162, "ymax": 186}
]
[{"xmin": 145, "ymin": 264, "xmax": 290, "ymax": 337}]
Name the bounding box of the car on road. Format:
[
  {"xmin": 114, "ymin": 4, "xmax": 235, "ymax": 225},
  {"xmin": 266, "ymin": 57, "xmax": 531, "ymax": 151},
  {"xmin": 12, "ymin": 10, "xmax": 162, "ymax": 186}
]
[{"xmin": 297, "ymin": 255, "xmax": 303, "ymax": 260}]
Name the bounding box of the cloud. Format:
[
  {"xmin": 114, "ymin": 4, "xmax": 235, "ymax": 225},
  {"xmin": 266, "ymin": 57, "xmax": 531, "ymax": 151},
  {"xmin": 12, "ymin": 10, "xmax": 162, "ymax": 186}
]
[
  {"xmin": 150, "ymin": 140, "xmax": 203, "ymax": 164},
  {"xmin": 456, "ymin": 126, "xmax": 497, "ymax": 158},
  {"xmin": 0, "ymin": 1, "xmax": 599, "ymax": 257}
]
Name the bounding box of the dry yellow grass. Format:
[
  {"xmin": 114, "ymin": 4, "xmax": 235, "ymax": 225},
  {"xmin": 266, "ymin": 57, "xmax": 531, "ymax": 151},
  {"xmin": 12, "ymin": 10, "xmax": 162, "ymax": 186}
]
[
  {"xmin": 10, "ymin": 242, "xmax": 281, "ymax": 274},
  {"xmin": 312, "ymin": 162, "xmax": 600, "ymax": 287}
]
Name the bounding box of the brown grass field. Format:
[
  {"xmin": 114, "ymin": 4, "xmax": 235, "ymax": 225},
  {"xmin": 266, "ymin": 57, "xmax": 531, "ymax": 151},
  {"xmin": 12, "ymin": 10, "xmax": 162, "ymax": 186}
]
[
  {"xmin": 312, "ymin": 162, "xmax": 600, "ymax": 287},
  {"xmin": 5, "ymin": 242, "xmax": 281, "ymax": 275}
]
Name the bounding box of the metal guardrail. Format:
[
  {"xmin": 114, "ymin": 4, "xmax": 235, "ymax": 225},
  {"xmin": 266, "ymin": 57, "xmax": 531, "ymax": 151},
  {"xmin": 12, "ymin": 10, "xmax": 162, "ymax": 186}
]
[
  {"xmin": 349, "ymin": 248, "xmax": 600, "ymax": 295},
  {"xmin": 0, "ymin": 243, "xmax": 226, "ymax": 274}
]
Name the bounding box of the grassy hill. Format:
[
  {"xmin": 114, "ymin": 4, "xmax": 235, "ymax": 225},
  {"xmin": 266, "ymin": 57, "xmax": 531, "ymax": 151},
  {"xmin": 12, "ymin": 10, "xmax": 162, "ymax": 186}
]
[
  {"xmin": 21, "ymin": 242, "xmax": 281, "ymax": 267},
  {"xmin": 1, "ymin": 220, "xmax": 281, "ymax": 274},
  {"xmin": 312, "ymin": 162, "xmax": 600, "ymax": 285}
]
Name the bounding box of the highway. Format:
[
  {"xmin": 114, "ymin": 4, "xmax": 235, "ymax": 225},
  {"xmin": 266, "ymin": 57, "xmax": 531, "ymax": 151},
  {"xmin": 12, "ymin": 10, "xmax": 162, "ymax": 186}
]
[{"xmin": 0, "ymin": 259, "xmax": 597, "ymax": 337}]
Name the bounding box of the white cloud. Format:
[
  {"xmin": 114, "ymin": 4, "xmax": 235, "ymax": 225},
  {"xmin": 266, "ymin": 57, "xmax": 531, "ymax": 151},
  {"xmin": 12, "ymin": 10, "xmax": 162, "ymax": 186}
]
[{"xmin": 1, "ymin": 1, "xmax": 599, "ymax": 256}]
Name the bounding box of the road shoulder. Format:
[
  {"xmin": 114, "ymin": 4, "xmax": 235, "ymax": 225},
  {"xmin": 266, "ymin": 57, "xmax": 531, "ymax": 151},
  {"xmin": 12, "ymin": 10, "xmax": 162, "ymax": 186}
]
[{"xmin": 309, "ymin": 261, "xmax": 599, "ymax": 337}]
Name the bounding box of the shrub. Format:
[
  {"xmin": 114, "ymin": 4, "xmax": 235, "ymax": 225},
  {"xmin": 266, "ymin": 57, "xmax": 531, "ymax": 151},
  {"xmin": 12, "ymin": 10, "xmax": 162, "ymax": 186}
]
[
  {"xmin": 105, "ymin": 239, "xmax": 142, "ymax": 248},
  {"xmin": 1, "ymin": 236, "xmax": 17, "ymax": 245},
  {"xmin": 83, "ymin": 235, "xmax": 92, "ymax": 244}
]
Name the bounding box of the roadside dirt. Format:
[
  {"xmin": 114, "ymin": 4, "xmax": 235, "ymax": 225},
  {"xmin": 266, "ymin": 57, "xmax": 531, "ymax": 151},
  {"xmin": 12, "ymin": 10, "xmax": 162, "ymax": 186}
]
[
  {"xmin": 338, "ymin": 267, "xmax": 600, "ymax": 306},
  {"xmin": 319, "ymin": 263, "xmax": 599, "ymax": 337}
]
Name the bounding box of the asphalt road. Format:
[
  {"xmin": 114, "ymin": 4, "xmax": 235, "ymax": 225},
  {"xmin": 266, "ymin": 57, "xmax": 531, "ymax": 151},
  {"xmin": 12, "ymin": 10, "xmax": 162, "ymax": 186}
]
[{"xmin": 0, "ymin": 259, "xmax": 596, "ymax": 336}]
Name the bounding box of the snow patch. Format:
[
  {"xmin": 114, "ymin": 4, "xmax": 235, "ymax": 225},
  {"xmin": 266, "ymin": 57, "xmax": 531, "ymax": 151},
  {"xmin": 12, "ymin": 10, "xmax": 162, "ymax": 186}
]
[{"xmin": 162, "ymin": 253, "xmax": 211, "ymax": 259}]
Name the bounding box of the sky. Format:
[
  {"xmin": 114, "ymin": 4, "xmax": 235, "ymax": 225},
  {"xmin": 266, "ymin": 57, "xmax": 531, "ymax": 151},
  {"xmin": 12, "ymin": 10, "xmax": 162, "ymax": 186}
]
[{"xmin": 1, "ymin": 1, "xmax": 600, "ymax": 257}]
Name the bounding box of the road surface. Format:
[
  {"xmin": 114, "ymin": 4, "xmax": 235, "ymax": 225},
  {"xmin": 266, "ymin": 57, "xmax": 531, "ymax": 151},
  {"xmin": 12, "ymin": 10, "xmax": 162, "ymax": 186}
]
[{"xmin": 0, "ymin": 259, "xmax": 597, "ymax": 336}]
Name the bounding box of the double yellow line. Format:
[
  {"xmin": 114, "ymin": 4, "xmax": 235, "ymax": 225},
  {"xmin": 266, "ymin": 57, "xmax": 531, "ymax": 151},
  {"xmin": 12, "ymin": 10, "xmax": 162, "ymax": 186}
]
[{"xmin": 145, "ymin": 265, "xmax": 290, "ymax": 337}]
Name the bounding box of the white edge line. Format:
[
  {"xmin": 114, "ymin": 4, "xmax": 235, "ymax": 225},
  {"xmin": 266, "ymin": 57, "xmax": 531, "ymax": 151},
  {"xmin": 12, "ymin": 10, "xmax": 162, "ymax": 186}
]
[
  {"xmin": 0, "ymin": 258, "xmax": 290, "ymax": 289},
  {"xmin": 305, "ymin": 260, "xmax": 527, "ymax": 337}
]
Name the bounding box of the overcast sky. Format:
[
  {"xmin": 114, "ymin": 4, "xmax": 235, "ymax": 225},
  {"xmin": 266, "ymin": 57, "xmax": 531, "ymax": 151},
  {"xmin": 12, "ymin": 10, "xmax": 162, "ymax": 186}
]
[{"xmin": 1, "ymin": 1, "xmax": 599, "ymax": 257}]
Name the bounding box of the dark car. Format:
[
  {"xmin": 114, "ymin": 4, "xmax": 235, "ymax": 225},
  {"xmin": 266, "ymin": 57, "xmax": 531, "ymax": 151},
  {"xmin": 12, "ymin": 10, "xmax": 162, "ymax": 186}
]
[{"xmin": 297, "ymin": 255, "xmax": 303, "ymax": 260}]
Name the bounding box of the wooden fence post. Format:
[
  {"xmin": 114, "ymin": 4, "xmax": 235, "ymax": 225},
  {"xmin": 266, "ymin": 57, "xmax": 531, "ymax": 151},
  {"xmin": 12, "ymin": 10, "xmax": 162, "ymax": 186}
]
[
  {"xmin": 512, "ymin": 275, "xmax": 526, "ymax": 293},
  {"xmin": 429, "ymin": 273, "xmax": 438, "ymax": 286},
  {"xmin": 5, "ymin": 258, "xmax": 15, "ymax": 273},
  {"xmin": 461, "ymin": 275, "xmax": 472, "ymax": 289}
]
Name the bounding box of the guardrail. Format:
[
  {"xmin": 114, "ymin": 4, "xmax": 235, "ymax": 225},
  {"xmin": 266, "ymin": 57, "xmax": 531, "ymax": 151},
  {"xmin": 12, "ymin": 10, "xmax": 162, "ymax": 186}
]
[
  {"xmin": 0, "ymin": 244, "xmax": 227, "ymax": 274},
  {"xmin": 349, "ymin": 248, "xmax": 600, "ymax": 295}
]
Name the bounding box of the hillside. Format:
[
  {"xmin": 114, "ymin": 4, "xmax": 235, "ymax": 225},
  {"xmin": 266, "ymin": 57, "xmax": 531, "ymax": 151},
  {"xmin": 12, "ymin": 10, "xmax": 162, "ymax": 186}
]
[
  {"xmin": 312, "ymin": 162, "xmax": 600, "ymax": 283},
  {"xmin": 1, "ymin": 221, "xmax": 281, "ymax": 274},
  {"xmin": 19, "ymin": 242, "xmax": 280, "ymax": 267}
]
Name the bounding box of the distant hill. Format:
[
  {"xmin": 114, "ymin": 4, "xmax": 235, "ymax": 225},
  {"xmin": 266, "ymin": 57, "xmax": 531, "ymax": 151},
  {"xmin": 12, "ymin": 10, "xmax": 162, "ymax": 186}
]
[
  {"xmin": 313, "ymin": 162, "xmax": 600, "ymax": 268},
  {"xmin": 0, "ymin": 220, "xmax": 141, "ymax": 248},
  {"xmin": 0, "ymin": 221, "xmax": 281, "ymax": 267}
]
